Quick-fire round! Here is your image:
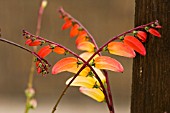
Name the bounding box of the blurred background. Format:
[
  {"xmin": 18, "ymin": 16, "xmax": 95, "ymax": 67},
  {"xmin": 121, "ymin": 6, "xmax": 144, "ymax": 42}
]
[{"xmin": 0, "ymin": 0, "xmax": 134, "ymax": 113}]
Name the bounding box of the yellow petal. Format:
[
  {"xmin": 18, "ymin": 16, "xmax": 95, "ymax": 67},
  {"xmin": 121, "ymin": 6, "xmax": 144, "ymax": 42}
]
[
  {"xmin": 66, "ymin": 76, "xmax": 96, "ymax": 88},
  {"xmin": 94, "ymin": 56, "xmax": 124, "ymax": 72},
  {"xmin": 92, "ymin": 67, "xmax": 106, "ymax": 84},
  {"xmin": 77, "ymin": 41, "xmax": 95, "ymax": 52},
  {"xmin": 79, "ymin": 87, "xmax": 105, "ymax": 102}
]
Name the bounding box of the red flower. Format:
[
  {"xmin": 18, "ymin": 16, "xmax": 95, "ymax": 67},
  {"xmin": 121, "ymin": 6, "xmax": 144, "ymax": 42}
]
[
  {"xmin": 62, "ymin": 20, "xmax": 72, "ymax": 30},
  {"xmin": 136, "ymin": 31, "xmax": 147, "ymax": 42},
  {"xmin": 70, "ymin": 24, "xmax": 80, "ymax": 37},
  {"xmin": 148, "ymin": 28, "xmax": 161, "ymax": 38},
  {"xmin": 123, "ymin": 36, "xmax": 146, "ymax": 56},
  {"xmin": 37, "ymin": 45, "xmax": 52, "ymax": 58},
  {"xmin": 25, "ymin": 39, "xmax": 42, "ymax": 46}
]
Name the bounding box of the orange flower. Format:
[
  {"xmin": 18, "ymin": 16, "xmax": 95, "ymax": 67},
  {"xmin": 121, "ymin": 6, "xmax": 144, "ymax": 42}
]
[
  {"xmin": 94, "ymin": 56, "xmax": 124, "ymax": 72},
  {"xmin": 148, "ymin": 28, "xmax": 161, "ymax": 38},
  {"xmin": 75, "ymin": 33, "xmax": 89, "ymax": 45},
  {"xmin": 52, "ymin": 57, "xmax": 79, "ymax": 74},
  {"xmin": 70, "ymin": 24, "xmax": 80, "ymax": 37},
  {"xmin": 77, "ymin": 41, "xmax": 95, "ymax": 52},
  {"xmin": 53, "ymin": 46, "xmax": 65, "ymax": 54},
  {"xmin": 25, "ymin": 39, "xmax": 42, "ymax": 46},
  {"xmin": 37, "ymin": 45, "xmax": 52, "ymax": 58},
  {"xmin": 62, "ymin": 20, "xmax": 72, "ymax": 30},
  {"xmin": 107, "ymin": 42, "xmax": 136, "ymax": 58},
  {"xmin": 136, "ymin": 31, "xmax": 147, "ymax": 42},
  {"xmin": 123, "ymin": 36, "xmax": 146, "ymax": 56}
]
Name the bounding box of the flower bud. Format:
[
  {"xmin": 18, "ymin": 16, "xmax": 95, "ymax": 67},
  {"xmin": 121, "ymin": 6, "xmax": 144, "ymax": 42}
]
[
  {"xmin": 28, "ymin": 99, "xmax": 37, "ymax": 109},
  {"xmin": 25, "ymin": 88, "xmax": 35, "ymax": 98}
]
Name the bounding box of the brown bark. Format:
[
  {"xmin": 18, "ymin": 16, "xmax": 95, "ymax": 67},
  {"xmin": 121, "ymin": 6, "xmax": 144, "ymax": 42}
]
[{"xmin": 131, "ymin": 0, "xmax": 170, "ymax": 113}]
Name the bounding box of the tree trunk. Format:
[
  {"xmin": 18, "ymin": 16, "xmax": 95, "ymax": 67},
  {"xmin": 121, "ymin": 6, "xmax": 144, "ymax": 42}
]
[{"xmin": 131, "ymin": 0, "xmax": 170, "ymax": 113}]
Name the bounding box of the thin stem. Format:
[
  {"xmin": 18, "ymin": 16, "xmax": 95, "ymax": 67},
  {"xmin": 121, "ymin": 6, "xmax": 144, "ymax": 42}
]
[
  {"xmin": 25, "ymin": 1, "xmax": 47, "ymax": 113},
  {"xmin": 0, "ymin": 38, "xmax": 46, "ymax": 63}
]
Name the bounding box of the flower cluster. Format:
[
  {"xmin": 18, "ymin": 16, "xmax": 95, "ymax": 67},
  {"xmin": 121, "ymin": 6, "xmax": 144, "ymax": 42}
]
[{"xmin": 22, "ymin": 7, "xmax": 161, "ymax": 113}]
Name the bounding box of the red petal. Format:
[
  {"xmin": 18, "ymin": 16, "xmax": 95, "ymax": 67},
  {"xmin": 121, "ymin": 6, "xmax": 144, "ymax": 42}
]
[
  {"xmin": 62, "ymin": 20, "xmax": 72, "ymax": 30},
  {"xmin": 136, "ymin": 31, "xmax": 147, "ymax": 42},
  {"xmin": 148, "ymin": 28, "xmax": 161, "ymax": 38},
  {"xmin": 29, "ymin": 39, "xmax": 42, "ymax": 46},
  {"xmin": 108, "ymin": 42, "xmax": 136, "ymax": 58},
  {"xmin": 25, "ymin": 39, "xmax": 32, "ymax": 45},
  {"xmin": 53, "ymin": 46, "xmax": 65, "ymax": 54},
  {"xmin": 155, "ymin": 25, "xmax": 162, "ymax": 29},
  {"xmin": 123, "ymin": 36, "xmax": 146, "ymax": 56},
  {"xmin": 70, "ymin": 24, "xmax": 79, "ymax": 38},
  {"xmin": 37, "ymin": 45, "xmax": 52, "ymax": 58}
]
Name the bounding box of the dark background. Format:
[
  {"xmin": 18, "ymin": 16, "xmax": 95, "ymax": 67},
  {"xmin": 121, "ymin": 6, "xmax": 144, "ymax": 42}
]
[{"xmin": 0, "ymin": 0, "xmax": 134, "ymax": 113}]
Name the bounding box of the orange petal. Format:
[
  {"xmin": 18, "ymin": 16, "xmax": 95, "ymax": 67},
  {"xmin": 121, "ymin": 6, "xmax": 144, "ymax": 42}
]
[
  {"xmin": 77, "ymin": 41, "xmax": 95, "ymax": 52},
  {"xmin": 136, "ymin": 31, "xmax": 147, "ymax": 42},
  {"xmin": 108, "ymin": 42, "xmax": 136, "ymax": 58},
  {"xmin": 75, "ymin": 33, "xmax": 89, "ymax": 45},
  {"xmin": 66, "ymin": 76, "xmax": 96, "ymax": 88},
  {"xmin": 94, "ymin": 56, "xmax": 124, "ymax": 72},
  {"xmin": 148, "ymin": 28, "xmax": 161, "ymax": 38},
  {"xmin": 70, "ymin": 24, "xmax": 79, "ymax": 38},
  {"xmin": 78, "ymin": 30, "xmax": 87, "ymax": 36},
  {"xmin": 53, "ymin": 46, "xmax": 65, "ymax": 54},
  {"xmin": 79, "ymin": 87, "xmax": 105, "ymax": 102},
  {"xmin": 123, "ymin": 36, "xmax": 146, "ymax": 56},
  {"xmin": 52, "ymin": 57, "xmax": 79, "ymax": 74},
  {"xmin": 37, "ymin": 45, "xmax": 52, "ymax": 58},
  {"xmin": 62, "ymin": 20, "xmax": 72, "ymax": 30}
]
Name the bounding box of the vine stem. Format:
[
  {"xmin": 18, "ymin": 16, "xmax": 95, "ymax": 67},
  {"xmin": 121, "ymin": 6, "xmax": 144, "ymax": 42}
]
[{"xmin": 0, "ymin": 38, "xmax": 47, "ymax": 64}]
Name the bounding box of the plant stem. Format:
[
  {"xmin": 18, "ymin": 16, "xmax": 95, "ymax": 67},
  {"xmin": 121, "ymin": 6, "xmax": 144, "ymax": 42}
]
[
  {"xmin": 25, "ymin": 0, "xmax": 47, "ymax": 112},
  {"xmin": 0, "ymin": 38, "xmax": 46, "ymax": 63}
]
